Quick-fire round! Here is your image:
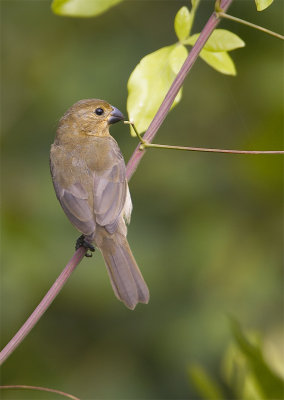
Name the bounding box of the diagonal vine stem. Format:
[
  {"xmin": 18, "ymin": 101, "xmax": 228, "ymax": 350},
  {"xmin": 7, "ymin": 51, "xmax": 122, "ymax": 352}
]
[
  {"xmin": 1, "ymin": 0, "xmax": 235, "ymax": 365},
  {"xmin": 0, "ymin": 248, "xmax": 87, "ymax": 365}
]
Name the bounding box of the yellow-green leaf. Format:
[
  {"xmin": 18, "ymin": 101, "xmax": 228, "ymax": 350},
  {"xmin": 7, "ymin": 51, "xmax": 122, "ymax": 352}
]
[
  {"xmin": 174, "ymin": 6, "xmax": 192, "ymax": 41},
  {"xmin": 200, "ymin": 49, "xmax": 236, "ymax": 75},
  {"xmin": 185, "ymin": 29, "xmax": 245, "ymax": 52},
  {"xmin": 230, "ymin": 320, "xmax": 284, "ymax": 400},
  {"xmin": 127, "ymin": 45, "xmax": 185, "ymax": 135},
  {"xmin": 52, "ymin": 0, "xmax": 123, "ymax": 17},
  {"xmin": 255, "ymin": 0, "xmax": 274, "ymax": 11},
  {"xmin": 189, "ymin": 364, "xmax": 225, "ymax": 400},
  {"xmin": 169, "ymin": 44, "xmax": 188, "ymax": 74},
  {"xmin": 183, "ymin": 35, "xmax": 196, "ymax": 46}
]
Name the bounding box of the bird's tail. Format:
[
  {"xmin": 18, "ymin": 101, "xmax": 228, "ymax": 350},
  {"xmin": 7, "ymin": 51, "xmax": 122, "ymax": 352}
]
[{"xmin": 99, "ymin": 233, "xmax": 149, "ymax": 310}]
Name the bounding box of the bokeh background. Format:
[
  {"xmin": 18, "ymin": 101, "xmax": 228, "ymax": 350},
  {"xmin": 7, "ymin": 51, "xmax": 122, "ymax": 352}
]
[{"xmin": 1, "ymin": 0, "xmax": 283, "ymax": 399}]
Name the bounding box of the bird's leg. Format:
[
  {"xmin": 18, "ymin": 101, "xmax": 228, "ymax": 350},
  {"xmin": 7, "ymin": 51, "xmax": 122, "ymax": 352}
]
[{"xmin": 75, "ymin": 234, "xmax": 95, "ymax": 257}]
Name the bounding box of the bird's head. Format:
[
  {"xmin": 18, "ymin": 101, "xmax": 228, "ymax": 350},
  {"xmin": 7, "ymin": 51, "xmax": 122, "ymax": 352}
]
[{"xmin": 56, "ymin": 99, "xmax": 125, "ymax": 140}]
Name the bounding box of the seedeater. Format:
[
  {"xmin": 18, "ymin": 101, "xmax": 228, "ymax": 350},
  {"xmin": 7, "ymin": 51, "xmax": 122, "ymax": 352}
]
[{"xmin": 50, "ymin": 99, "xmax": 149, "ymax": 309}]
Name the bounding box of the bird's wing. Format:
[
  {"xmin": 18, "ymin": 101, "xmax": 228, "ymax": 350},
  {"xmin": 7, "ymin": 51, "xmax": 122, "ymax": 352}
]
[
  {"xmin": 93, "ymin": 148, "xmax": 127, "ymax": 234},
  {"xmin": 50, "ymin": 153, "xmax": 96, "ymax": 237},
  {"xmin": 59, "ymin": 183, "xmax": 96, "ymax": 237}
]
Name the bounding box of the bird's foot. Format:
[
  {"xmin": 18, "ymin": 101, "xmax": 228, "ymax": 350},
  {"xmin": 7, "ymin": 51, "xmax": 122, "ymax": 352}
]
[{"xmin": 75, "ymin": 235, "xmax": 95, "ymax": 257}]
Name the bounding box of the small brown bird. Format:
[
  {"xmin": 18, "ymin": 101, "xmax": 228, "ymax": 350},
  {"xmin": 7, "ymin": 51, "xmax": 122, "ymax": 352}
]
[{"xmin": 50, "ymin": 99, "xmax": 149, "ymax": 309}]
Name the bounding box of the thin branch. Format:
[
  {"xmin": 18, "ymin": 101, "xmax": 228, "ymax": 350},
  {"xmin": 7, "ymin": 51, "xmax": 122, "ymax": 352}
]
[
  {"xmin": 126, "ymin": 0, "xmax": 233, "ymax": 181},
  {"xmin": 125, "ymin": 121, "xmax": 284, "ymax": 155},
  {"xmin": 217, "ymin": 11, "xmax": 284, "ymax": 40},
  {"xmin": 0, "ymin": 385, "xmax": 80, "ymax": 400},
  {"xmin": 142, "ymin": 143, "xmax": 284, "ymax": 155},
  {"xmin": 0, "ymin": 247, "xmax": 86, "ymax": 365},
  {"xmin": 0, "ymin": 0, "xmax": 233, "ymax": 365}
]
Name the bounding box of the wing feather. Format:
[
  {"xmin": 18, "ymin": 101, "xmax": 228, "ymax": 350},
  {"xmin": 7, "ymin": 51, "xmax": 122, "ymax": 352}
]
[
  {"xmin": 93, "ymin": 148, "xmax": 127, "ymax": 234},
  {"xmin": 52, "ymin": 175, "xmax": 96, "ymax": 237}
]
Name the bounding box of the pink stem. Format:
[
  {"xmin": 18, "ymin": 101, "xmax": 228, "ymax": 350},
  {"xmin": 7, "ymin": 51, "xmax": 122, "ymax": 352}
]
[{"xmin": 0, "ymin": 248, "xmax": 86, "ymax": 365}]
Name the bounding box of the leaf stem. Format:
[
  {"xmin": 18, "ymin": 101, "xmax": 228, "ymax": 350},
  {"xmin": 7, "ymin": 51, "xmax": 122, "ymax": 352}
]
[
  {"xmin": 142, "ymin": 143, "xmax": 284, "ymax": 155},
  {"xmin": 124, "ymin": 121, "xmax": 147, "ymax": 150},
  {"xmin": 216, "ymin": 11, "xmax": 284, "ymax": 40},
  {"xmin": 0, "ymin": 385, "xmax": 80, "ymax": 400},
  {"xmin": 125, "ymin": 121, "xmax": 284, "ymax": 155},
  {"xmin": 188, "ymin": 0, "xmax": 201, "ymax": 37},
  {"xmin": 0, "ymin": 248, "xmax": 86, "ymax": 365}
]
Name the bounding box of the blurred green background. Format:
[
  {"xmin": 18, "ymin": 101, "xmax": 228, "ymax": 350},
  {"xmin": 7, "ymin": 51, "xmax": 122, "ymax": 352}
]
[{"xmin": 1, "ymin": 0, "xmax": 283, "ymax": 399}]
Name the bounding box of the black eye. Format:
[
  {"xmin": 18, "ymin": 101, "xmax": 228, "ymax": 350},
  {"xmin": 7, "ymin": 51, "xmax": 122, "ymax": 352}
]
[{"xmin": 95, "ymin": 108, "xmax": 104, "ymax": 116}]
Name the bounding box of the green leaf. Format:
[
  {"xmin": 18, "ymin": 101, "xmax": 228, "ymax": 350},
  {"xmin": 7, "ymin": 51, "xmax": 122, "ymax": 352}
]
[
  {"xmin": 51, "ymin": 0, "xmax": 123, "ymax": 17},
  {"xmin": 230, "ymin": 319, "xmax": 284, "ymax": 400},
  {"xmin": 169, "ymin": 44, "xmax": 188, "ymax": 74},
  {"xmin": 199, "ymin": 49, "xmax": 236, "ymax": 75},
  {"xmin": 223, "ymin": 342, "xmax": 266, "ymax": 400},
  {"xmin": 174, "ymin": 6, "xmax": 192, "ymax": 41},
  {"xmin": 189, "ymin": 364, "xmax": 225, "ymax": 400},
  {"xmin": 255, "ymin": 0, "xmax": 274, "ymax": 11},
  {"xmin": 127, "ymin": 45, "xmax": 187, "ymax": 135},
  {"xmin": 184, "ymin": 29, "xmax": 245, "ymax": 52}
]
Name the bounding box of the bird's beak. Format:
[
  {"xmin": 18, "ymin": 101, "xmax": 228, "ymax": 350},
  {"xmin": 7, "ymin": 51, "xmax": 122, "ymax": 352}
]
[{"xmin": 108, "ymin": 106, "xmax": 125, "ymax": 124}]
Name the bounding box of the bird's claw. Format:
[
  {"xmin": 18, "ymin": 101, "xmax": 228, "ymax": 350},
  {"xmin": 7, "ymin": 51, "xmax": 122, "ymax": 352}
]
[{"xmin": 75, "ymin": 234, "xmax": 95, "ymax": 257}]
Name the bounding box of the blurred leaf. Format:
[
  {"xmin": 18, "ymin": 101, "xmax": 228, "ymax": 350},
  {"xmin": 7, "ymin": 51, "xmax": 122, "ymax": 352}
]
[
  {"xmin": 255, "ymin": 0, "xmax": 274, "ymax": 11},
  {"xmin": 127, "ymin": 45, "xmax": 186, "ymax": 135},
  {"xmin": 242, "ymin": 374, "xmax": 267, "ymax": 400},
  {"xmin": 51, "ymin": 0, "xmax": 123, "ymax": 17},
  {"xmin": 200, "ymin": 50, "xmax": 236, "ymax": 75},
  {"xmin": 230, "ymin": 319, "xmax": 284, "ymax": 399},
  {"xmin": 189, "ymin": 364, "xmax": 225, "ymax": 400},
  {"xmin": 223, "ymin": 343, "xmax": 246, "ymax": 391},
  {"xmin": 184, "ymin": 29, "xmax": 245, "ymax": 52},
  {"xmin": 223, "ymin": 342, "xmax": 265, "ymax": 400},
  {"xmin": 174, "ymin": 6, "xmax": 192, "ymax": 41}
]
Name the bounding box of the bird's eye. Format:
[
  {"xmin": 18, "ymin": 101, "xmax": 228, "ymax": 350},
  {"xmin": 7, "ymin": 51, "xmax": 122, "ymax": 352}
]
[{"xmin": 95, "ymin": 108, "xmax": 104, "ymax": 116}]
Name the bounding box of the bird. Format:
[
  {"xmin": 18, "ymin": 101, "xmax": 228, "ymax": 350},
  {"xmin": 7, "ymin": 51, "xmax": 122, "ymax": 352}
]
[{"xmin": 50, "ymin": 99, "xmax": 149, "ymax": 310}]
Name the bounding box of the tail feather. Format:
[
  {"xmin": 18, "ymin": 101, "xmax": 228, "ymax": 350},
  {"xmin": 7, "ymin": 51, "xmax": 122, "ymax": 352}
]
[{"xmin": 99, "ymin": 234, "xmax": 149, "ymax": 310}]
